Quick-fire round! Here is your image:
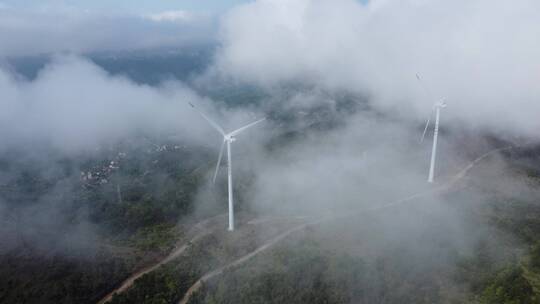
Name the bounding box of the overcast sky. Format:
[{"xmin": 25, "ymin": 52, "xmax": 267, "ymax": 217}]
[
  {"xmin": 0, "ymin": 0, "xmax": 251, "ymax": 14},
  {"xmin": 0, "ymin": 1, "xmax": 230, "ymax": 56}
]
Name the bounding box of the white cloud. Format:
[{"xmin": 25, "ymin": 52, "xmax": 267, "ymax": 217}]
[
  {"xmin": 0, "ymin": 56, "xmax": 212, "ymax": 152},
  {"xmin": 146, "ymin": 10, "xmax": 194, "ymax": 23},
  {"xmin": 214, "ymin": 0, "xmax": 540, "ymax": 139},
  {"xmin": 0, "ymin": 55, "xmax": 268, "ymax": 153}
]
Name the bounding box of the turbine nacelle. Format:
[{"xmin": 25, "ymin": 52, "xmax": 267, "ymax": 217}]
[
  {"xmin": 225, "ymin": 135, "xmax": 237, "ymax": 143},
  {"xmin": 434, "ymin": 99, "xmax": 447, "ymax": 109}
]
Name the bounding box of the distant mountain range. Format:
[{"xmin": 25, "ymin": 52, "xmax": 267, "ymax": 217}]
[{"xmin": 3, "ymin": 44, "xmax": 216, "ymax": 86}]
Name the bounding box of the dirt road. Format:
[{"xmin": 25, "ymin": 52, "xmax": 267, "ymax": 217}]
[
  {"xmin": 97, "ymin": 214, "xmax": 227, "ymax": 304},
  {"xmin": 177, "ymin": 144, "xmax": 517, "ymax": 304}
]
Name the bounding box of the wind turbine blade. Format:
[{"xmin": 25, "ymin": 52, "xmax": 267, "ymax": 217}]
[
  {"xmin": 228, "ymin": 118, "xmax": 266, "ymax": 137},
  {"xmin": 189, "ymin": 102, "xmax": 226, "ymax": 136},
  {"xmin": 213, "ymin": 140, "xmax": 226, "ymax": 184},
  {"xmin": 420, "ymin": 115, "xmax": 431, "ymax": 143}
]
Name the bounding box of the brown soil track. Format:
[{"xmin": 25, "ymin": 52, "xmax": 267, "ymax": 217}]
[
  {"xmin": 177, "ymin": 144, "xmax": 519, "ymax": 304},
  {"xmin": 96, "ymin": 214, "xmax": 227, "ymax": 304}
]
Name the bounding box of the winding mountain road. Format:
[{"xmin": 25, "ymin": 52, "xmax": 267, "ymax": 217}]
[
  {"xmin": 96, "ymin": 214, "xmax": 227, "ymax": 304},
  {"xmin": 177, "ymin": 144, "xmax": 518, "ymax": 304},
  {"xmin": 97, "ymin": 143, "xmax": 522, "ymax": 304}
]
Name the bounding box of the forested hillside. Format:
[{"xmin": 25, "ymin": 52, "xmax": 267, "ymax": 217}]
[{"xmin": 0, "ymin": 137, "xmax": 214, "ymax": 304}]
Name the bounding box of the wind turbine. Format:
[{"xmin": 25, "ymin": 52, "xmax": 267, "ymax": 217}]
[
  {"xmin": 189, "ymin": 102, "xmax": 266, "ymax": 231},
  {"xmin": 417, "ymin": 74, "xmax": 448, "ymax": 183}
]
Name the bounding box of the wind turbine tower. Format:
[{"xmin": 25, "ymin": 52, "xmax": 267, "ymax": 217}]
[
  {"xmin": 417, "ymin": 74, "xmax": 448, "ymax": 183},
  {"xmin": 189, "ymin": 102, "xmax": 266, "ymax": 231},
  {"xmin": 422, "ymin": 100, "xmax": 447, "ymax": 183}
]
